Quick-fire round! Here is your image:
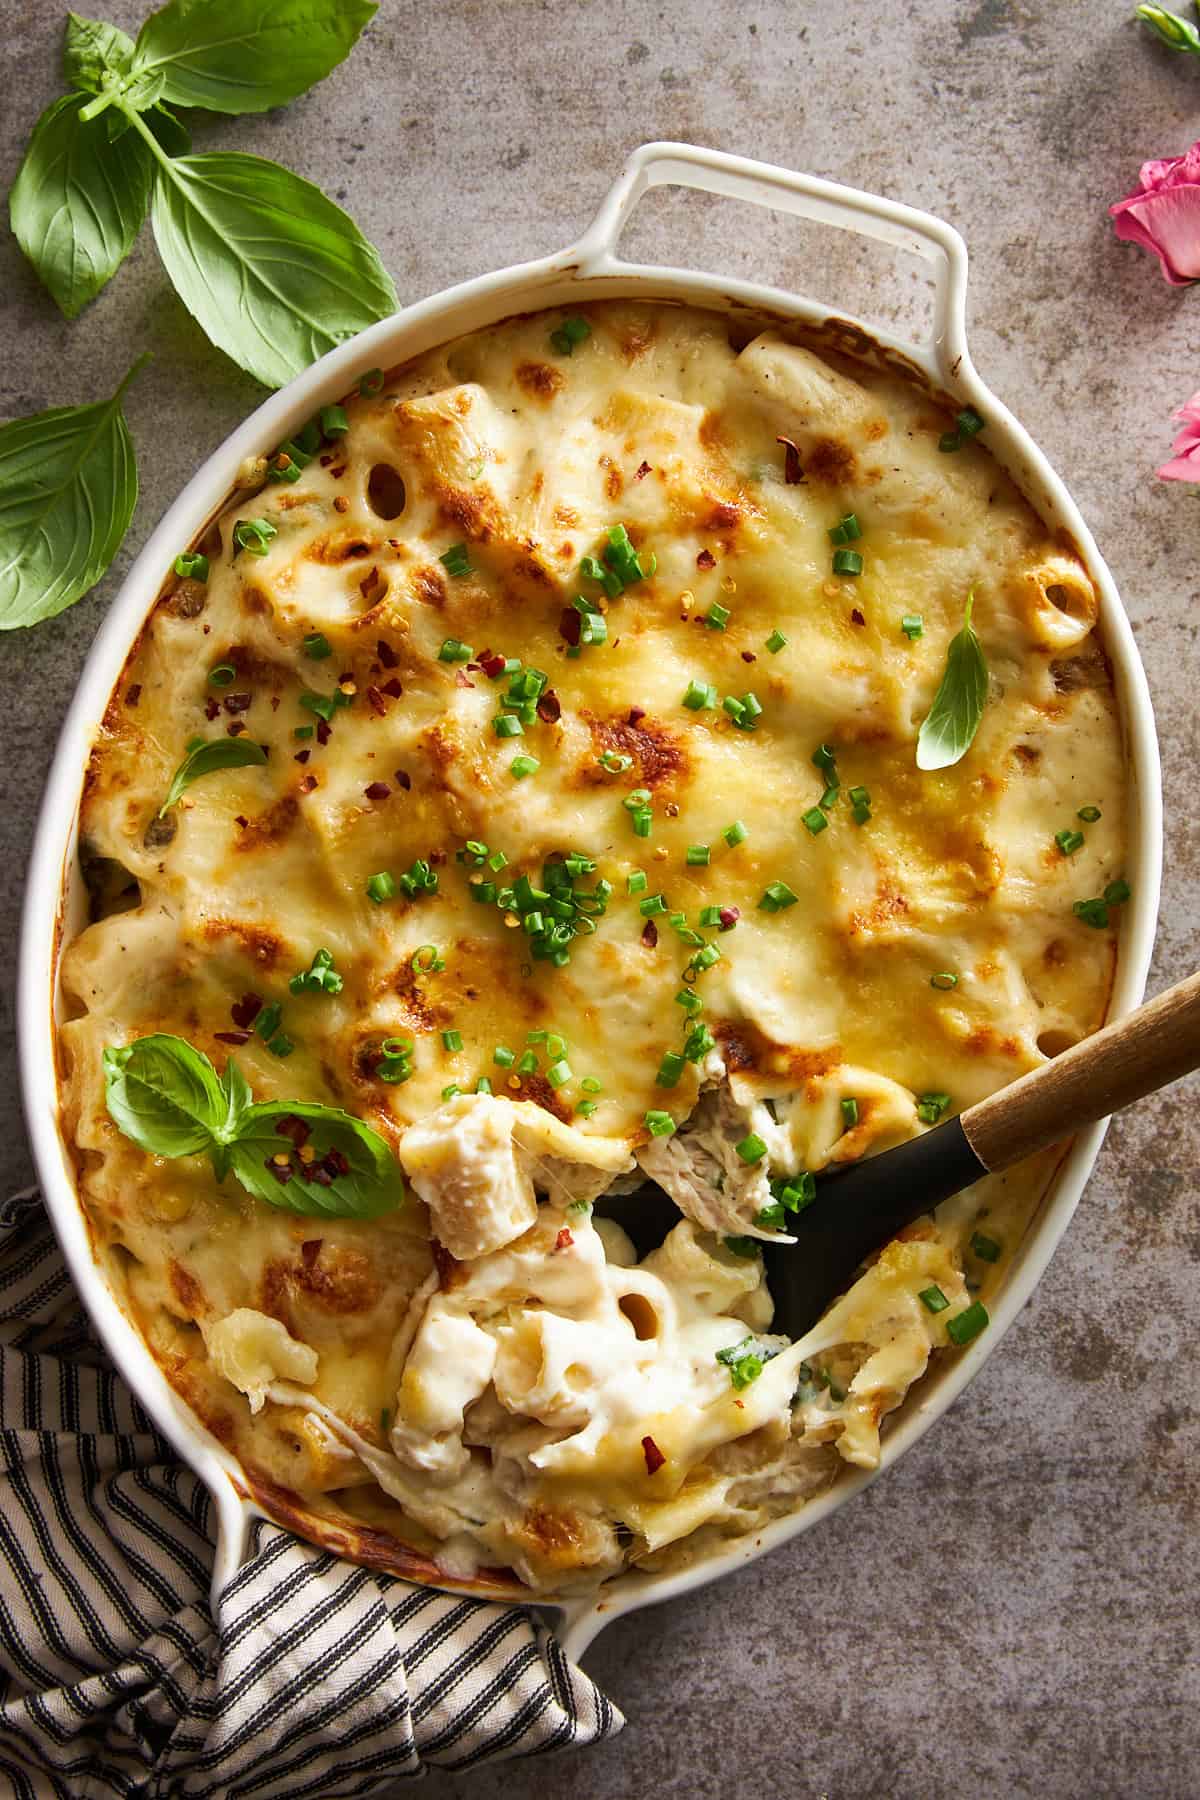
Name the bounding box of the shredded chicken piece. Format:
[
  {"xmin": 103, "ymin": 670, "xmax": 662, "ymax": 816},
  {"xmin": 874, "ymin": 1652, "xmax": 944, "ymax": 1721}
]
[{"xmin": 636, "ymin": 1083, "xmax": 793, "ymax": 1242}]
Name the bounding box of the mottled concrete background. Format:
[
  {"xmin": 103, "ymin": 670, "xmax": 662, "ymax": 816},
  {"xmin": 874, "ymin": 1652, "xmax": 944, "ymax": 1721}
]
[{"xmin": 2, "ymin": 0, "xmax": 1198, "ymax": 1794}]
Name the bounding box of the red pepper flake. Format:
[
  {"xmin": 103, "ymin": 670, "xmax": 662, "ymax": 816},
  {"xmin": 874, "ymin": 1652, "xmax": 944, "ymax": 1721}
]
[
  {"xmin": 294, "ymin": 748, "xmax": 311, "ymax": 764},
  {"xmin": 275, "ymin": 1114, "xmax": 312, "ymax": 1148},
  {"xmin": 559, "ymin": 607, "xmax": 581, "ymax": 646},
  {"xmin": 641, "ymin": 919, "xmax": 659, "ymax": 949},
  {"xmin": 664, "ymin": 802, "xmax": 679, "ymax": 819},
  {"xmin": 718, "ymin": 906, "xmax": 740, "ymax": 931},
  {"xmin": 480, "ymin": 652, "xmax": 506, "ymax": 679},
  {"xmin": 696, "ymin": 548, "xmax": 716, "ymax": 571},
  {"xmin": 316, "ymin": 719, "xmax": 332, "ymax": 746},
  {"xmin": 428, "ymin": 848, "xmax": 447, "ymax": 866},
  {"xmin": 234, "ymin": 815, "xmax": 248, "ymax": 829},
  {"xmin": 642, "ymin": 1435, "xmax": 666, "ymax": 1475},
  {"xmin": 326, "ymin": 1148, "xmax": 350, "ymax": 1177},
  {"xmin": 227, "ymin": 721, "xmax": 247, "ymax": 737},
  {"xmin": 204, "ymin": 697, "xmax": 220, "ymax": 721},
  {"xmin": 125, "ymin": 684, "xmax": 142, "ymax": 708},
  {"xmin": 377, "ymin": 639, "xmax": 398, "ymax": 669},
  {"xmin": 555, "ymin": 1227, "xmax": 574, "ymax": 1252},
  {"xmin": 627, "ymin": 706, "xmax": 645, "ymax": 726},
  {"xmin": 394, "ymin": 769, "xmax": 411, "ymax": 790},
  {"xmin": 386, "ymin": 537, "xmax": 402, "ymax": 550},
  {"xmin": 306, "ymin": 1162, "xmax": 334, "ymax": 1186},
  {"xmin": 741, "ymin": 650, "xmax": 757, "ymax": 663},
  {"xmin": 299, "ymin": 774, "xmax": 318, "ymax": 793},
  {"xmin": 364, "ymin": 780, "xmax": 390, "ymax": 800},
  {"xmin": 777, "ymin": 435, "xmax": 804, "ymax": 484},
  {"xmin": 850, "ymin": 608, "xmax": 865, "ymax": 627},
  {"xmin": 333, "ymin": 495, "xmax": 350, "ymax": 514},
  {"xmin": 300, "ymin": 1238, "xmax": 322, "ymax": 1269},
  {"xmin": 319, "ymin": 453, "xmax": 335, "ymax": 467},
  {"xmin": 223, "ymin": 692, "xmax": 252, "ymax": 715},
  {"xmin": 382, "ymin": 677, "xmax": 403, "ymax": 699},
  {"xmin": 330, "ymin": 465, "xmax": 348, "ymax": 481},
  {"xmin": 366, "ymin": 684, "xmax": 388, "ymax": 716},
  {"xmin": 454, "ymin": 669, "xmax": 475, "ymax": 688},
  {"xmin": 231, "ymin": 993, "xmax": 263, "ymax": 1029},
  {"xmin": 214, "ymin": 1030, "xmax": 250, "ymax": 1046},
  {"xmin": 337, "ymin": 670, "xmax": 354, "ymax": 685},
  {"xmin": 536, "ymin": 689, "xmax": 561, "ymax": 723},
  {"xmin": 635, "ymin": 460, "xmax": 652, "ymax": 480}
]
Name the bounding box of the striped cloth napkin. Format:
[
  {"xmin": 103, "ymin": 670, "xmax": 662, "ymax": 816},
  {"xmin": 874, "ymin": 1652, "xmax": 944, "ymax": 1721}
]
[{"xmin": 0, "ymin": 1189, "xmax": 622, "ymax": 1795}]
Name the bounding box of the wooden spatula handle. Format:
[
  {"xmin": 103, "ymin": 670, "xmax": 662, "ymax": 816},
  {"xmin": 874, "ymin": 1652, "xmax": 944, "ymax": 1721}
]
[{"xmin": 962, "ymin": 969, "xmax": 1200, "ymax": 1174}]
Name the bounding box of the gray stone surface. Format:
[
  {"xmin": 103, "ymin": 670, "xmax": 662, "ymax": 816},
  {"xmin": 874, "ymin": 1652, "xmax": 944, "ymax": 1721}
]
[{"xmin": 2, "ymin": 0, "xmax": 1198, "ymax": 1794}]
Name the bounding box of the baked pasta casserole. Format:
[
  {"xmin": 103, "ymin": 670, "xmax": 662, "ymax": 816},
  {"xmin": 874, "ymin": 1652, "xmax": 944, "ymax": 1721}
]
[{"xmin": 57, "ymin": 301, "xmax": 1128, "ymax": 1593}]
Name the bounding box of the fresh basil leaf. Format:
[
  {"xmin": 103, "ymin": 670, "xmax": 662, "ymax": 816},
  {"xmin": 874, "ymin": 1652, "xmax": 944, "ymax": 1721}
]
[
  {"xmin": 131, "ymin": 0, "xmax": 377, "ymax": 116},
  {"xmin": 103, "ymin": 1034, "xmax": 227, "ymax": 1157},
  {"xmin": 0, "ymin": 358, "xmax": 143, "ymax": 631},
  {"xmin": 9, "ymin": 93, "xmax": 153, "ymax": 319},
  {"xmin": 148, "ymin": 149, "xmax": 396, "ymax": 388},
  {"xmin": 64, "ymin": 12, "xmax": 136, "ymax": 93},
  {"xmin": 159, "ymin": 735, "xmax": 268, "ymax": 814},
  {"xmin": 219, "ymin": 1056, "xmax": 253, "ymax": 1136},
  {"xmin": 223, "ymin": 1100, "xmax": 406, "ymax": 1219},
  {"xmin": 916, "ymin": 593, "xmax": 988, "ymax": 771}
]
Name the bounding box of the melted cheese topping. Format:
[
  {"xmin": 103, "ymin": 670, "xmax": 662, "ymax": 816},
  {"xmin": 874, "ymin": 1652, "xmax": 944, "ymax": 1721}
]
[{"xmin": 58, "ymin": 301, "xmax": 1126, "ymax": 1592}]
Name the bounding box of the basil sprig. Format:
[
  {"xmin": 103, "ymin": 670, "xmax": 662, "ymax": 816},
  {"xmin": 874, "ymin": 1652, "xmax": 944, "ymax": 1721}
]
[
  {"xmin": 0, "ymin": 358, "xmax": 144, "ymax": 631},
  {"xmin": 9, "ymin": 1, "xmax": 395, "ymax": 386},
  {"xmin": 915, "ymin": 593, "xmax": 988, "ymax": 771},
  {"xmin": 159, "ymin": 735, "xmax": 269, "ymax": 814},
  {"xmin": 103, "ymin": 1034, "xmax": 405, "ymax": 1219}
]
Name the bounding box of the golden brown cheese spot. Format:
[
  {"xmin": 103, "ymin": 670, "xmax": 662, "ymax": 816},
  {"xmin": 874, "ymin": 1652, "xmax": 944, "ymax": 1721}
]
[
  {"xmin": 169, "ymin": 1260, "xmax": 206, "ymax": 1320},
  {"xmin": 581, "ymin": 712, "xmax": 687, "ymax": 790},
  {"xmin": 200, "ymin": 919, "xmax": 283, "ymax": 968},
  {"xmin": 235, "ymin": 794, "xmax": 300, "ymax": 853},
  {"xmin": 262, "ymin": 1245, "xmax": 381, "ymax": 1317},
  {"xmin": 515, "ymin": 361, "xmax": 564, "ymax": 400},
  {"xmin": 515, "ymin": 1503, "xmax": 593, "ymax": 1568},
  {"xmin": 307, "ymin": 530, "xmax": 375, "ymax": 565},
  {"xmin": 805, "ymin": 436, "xmax": 857, "ymax": 485}
]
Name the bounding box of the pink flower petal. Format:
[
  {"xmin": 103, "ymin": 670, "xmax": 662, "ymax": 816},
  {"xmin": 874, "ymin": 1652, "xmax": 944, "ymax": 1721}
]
[
  {"xmin": 1112, "ymin": 185, "xmax": 1200, "ymax": 284},
  {"xmin": 1157, "ymin": 452, "xmax": 1200, "ymax": 482}
]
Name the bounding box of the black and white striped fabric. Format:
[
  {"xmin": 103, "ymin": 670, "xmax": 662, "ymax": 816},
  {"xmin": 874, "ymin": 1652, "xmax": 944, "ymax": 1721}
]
[{"xmin": 0, "ymin": 1189, "xmax": 622, "ymax": 1796}]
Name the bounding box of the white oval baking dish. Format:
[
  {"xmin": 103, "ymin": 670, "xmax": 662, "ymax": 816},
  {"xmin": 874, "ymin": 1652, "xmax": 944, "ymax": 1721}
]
[{"xmin": 19, "ymin": 142, "xmax": 1162, "ymax": 1665}]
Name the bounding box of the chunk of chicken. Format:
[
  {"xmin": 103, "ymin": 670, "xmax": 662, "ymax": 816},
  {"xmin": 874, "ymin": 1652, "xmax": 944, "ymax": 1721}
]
[
  {"xmin": 399, "ymin": 1094, "xmax": 633, "ymax": 1260},
  {"xmin": 636, "ymin": 1082, "xmax": 793, "ymax": 1242}
]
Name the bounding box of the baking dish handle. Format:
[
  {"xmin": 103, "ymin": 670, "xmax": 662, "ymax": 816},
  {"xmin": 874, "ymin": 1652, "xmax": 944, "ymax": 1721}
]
[{"xmin": 571, "ymin": 140, "xmax": 968, "ymax": 374}]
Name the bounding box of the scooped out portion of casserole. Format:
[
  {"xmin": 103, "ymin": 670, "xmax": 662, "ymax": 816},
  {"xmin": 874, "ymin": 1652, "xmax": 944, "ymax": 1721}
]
[{"xmin": 57, "ymin": 301, "xmax": 1127, "ymax": 1593}]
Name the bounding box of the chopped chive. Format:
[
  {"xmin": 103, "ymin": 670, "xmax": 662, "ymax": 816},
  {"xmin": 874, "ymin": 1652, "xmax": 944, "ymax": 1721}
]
[
  {"xmin": 267, "ymin": 1034, "xmax": 294, "ymax": 1058},
  {"xmin": 254, "ymin": 1002, "xmax": 282, "ymax": 1042},
  {"xmin": 640, "ymin": 893, "xmax": 668, "ymax": 916},
  {"xmin": 970, "ymin": 1231, "xmax": 1002, "ymax": 1263},
  {"xmin": 684, "ymin": 1021, "xmax": 715, "ymax": 1061},
  {"xmin": 293, "ymin": 725, "xmax": 314, "ymax": 740},
  {"xmin": 957, "ymin": 406, "xmax": 985, "ymax": 437},
  {"xmin": 644, "ymin": 1109, "xmax": 676, "ymax": 1137},
  {"xmin": 819, "ymin": 785, "xmax": 839, "ymax": 809},
  {"xmin": 599, "ymin": 749, "xmax": 634, "ymax": 772},
  {"xmin": 438, "ymin": 637, "xmax": 473, "ymax": 663},
  {"xmin": 1056, "ymin": 829, "xmax": 1085, "ymax": 856},
  {"xmin": 439, "ymin": 543, "xmax": 472, "ymax": 578},
  {"xmin": 365, "ymin": 871, "xmax": 396, "ymax": 904},
  {"xmin": 441, "ymin": 1029, "xmax": 463, "ymax": 1052},
  {"xmin": 581, "ymin": 1075, "xmax": 603, "ymax": 1093},
  {"xmin": 475, "ymin": 1076, "xmax": 493, "ymax": 1094},
  {"xmin": 840, "ymin": 1097, "xmax": 858, "ymax": 1128},
  {"xmin": 411, "ymin": 944, "xmax": 445, "ymax": 974},
  {"xmin": 946, "ymin": 1299, "xmax": 989, "ymax": 1345},
  {"xmin": 469, "ymin": 881, "xmax": 497, "ymax": 904},
  {"xmin": 550, "ymin": 315, "xmax": 591, "ymax": 354},
  {"xmin": 1077, "ymin": 805, "xmax": 1102, "ymax": 823},
  {"xmin": 759, "ymin": 881, "xmax": 798, "ymax": 912},
  {"xmin": 627, "ymin": 870, "xmax": 648, "ymax": 895},
  {"xmin": 516, "ymin": 1049, "xmax": 538, "ymax": 1074},
  {"xmin": 802, "ymin": 806, "xmax": 828, "ymax": 835},
  {"xmin": 319, "ymin": 404, "xmax": 349, "ymax": 437},
  {"xmin": 683, "ymin": 678, "xmax": 719, "ymax": 710},
  {"xmin": 686, "ymin": 844, "xmax": 710, "ymax": 866},
  {"xmin": 832, "ymin": 548, "xmax": 863, "ymax": 577},
  {"xmin": 1105, "ymin": 879, "xmax": 1131, "ymax": 905},
  {"xmin": 812, "ymin": 744, "xmax": 837, "ymax": 773},
  {"xmin": 546, "ymin": 1059, "xmax": 572, "ymax": 1088},
  {"xmin": 723, "ymin": 1236, "xmax": 760, "ymax": 1260},
  {"xmin": 735, "ymin": 1133, "xmax": 767, "ymax": 1165},
  {"xmin": 441, "ymin": 1083, "xmax": 462, "ymax": 1101},
  {"xmin": 493, "ymin": 713, "xmax": 523, "ymax": 737},
  {"xmin": 303, "ymin": 631, "xmax": 332, "ymax": 660},
  {"xmin": 493, "ymin": 1045, "xmax": 515, "ymax": 1067},
  {"xmin": 675, "ymin": 988, "xmax": 703, "ymax": 1015},
  {"xmin": 631, "ymin": 808, "xmax": 652, "ymax": 837},
  {"xmin": 901, "ymin": 614, "xmax": 924, "ymax": 640},
  {"xmin": 510, "ymin": 755, "xmax": 540, "ymax": 779},
  {"xmin": 704, "ymin": 603, "xmax": 731, "ymax": 630},
  {"xmin": 359, "ymin": 368, "xmax": 385, "ymax": 396},
  {"xmin": 488, "ymin": 849, "xmax": 508, "ymax": 870},
  {"xmin": 828, "ymin": 512, "xmax": 861, "ymax": 544},
  {"xmin": 722, "ymin": 820, "xmax": 748, "ymax": 847},
  {"xmin": 930, "ymin": 971, "xmax": 959, "ymax": 990},
  {"xmin": 656, "ymin": 1051, "xmax": 686, "ymax": 1088},
  {"xmin": 232, "ymin": 517, "xmax": 277, "ymax": 558},
  {"xmin": 174, "ymin": 551, "xmax": 209, "ymax": 581},
  {"xmin": 919, "ymin": 1285, "xmax": 950, "ymax": 1314},
  {"xmin": 917, "ymin": 1092, "xmax": 951, "ymax": 1124},
  {"xmin": 208, "ymin": 662, "xmax": 236, "ymax": 688},
  {"xmin": 576, "ymin": 1098, "xmax": 598, "ymax": 1117},
  {"xmin": 765, "ymin": 629, "xmax": 788, "ymax": 653}
]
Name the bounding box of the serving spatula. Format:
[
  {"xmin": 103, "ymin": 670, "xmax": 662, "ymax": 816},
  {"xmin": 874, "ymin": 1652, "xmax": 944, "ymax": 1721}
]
[{"xmin": 604, "ymin": 969, "xmax": 1200, "ymax": 1338}]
